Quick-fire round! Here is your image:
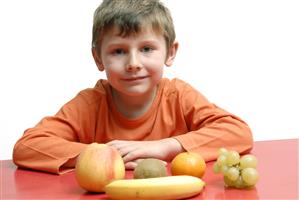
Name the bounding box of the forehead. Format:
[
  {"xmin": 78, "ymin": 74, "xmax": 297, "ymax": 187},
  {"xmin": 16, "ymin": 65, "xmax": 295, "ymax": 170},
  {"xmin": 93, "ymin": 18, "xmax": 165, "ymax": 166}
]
[{"xmin": 101, "ymin": 25, "xmax": 165, "ymax": 44}]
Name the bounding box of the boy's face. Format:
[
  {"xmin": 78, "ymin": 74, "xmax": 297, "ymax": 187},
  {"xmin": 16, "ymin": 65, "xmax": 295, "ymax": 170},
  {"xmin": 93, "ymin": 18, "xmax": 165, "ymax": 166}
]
[{"xmin": 93, "ymin": 27, "xmax": 177, "ymax": 97}]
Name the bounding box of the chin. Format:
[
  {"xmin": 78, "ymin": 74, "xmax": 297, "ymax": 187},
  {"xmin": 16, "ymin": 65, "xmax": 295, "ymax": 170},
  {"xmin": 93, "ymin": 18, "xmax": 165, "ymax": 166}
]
[
  {"xmin": 123, "ymin": 85, "xmax": 154, "ymax": 96},
  {"xmin": 125, "ymin": 89, "xmax": 150, "ymax": 96}
]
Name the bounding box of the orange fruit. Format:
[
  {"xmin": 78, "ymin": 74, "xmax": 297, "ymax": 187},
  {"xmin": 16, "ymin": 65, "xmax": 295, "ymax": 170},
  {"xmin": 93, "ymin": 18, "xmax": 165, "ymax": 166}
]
[{"xmin": 171, "ymin": 152, "xmax": 206, "ymax": 178}]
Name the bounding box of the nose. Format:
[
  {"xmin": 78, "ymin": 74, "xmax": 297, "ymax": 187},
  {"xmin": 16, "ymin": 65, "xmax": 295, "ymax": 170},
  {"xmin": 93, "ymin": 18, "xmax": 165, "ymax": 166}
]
[{"xmin": 126, "ymin": 51, "xmax": 142, "ymax": 72}]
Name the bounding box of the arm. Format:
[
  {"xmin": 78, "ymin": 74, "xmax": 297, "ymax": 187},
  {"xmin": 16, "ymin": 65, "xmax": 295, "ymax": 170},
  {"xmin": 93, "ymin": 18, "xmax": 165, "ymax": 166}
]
[
  {"xmin": 107, "ymin": 138, "xmax": 184, "ymax": 169},
  {"xmin": 13, "ymin": 93, "xmax": 90, "ymax": 174},
  {"xmin": 108, "ymin": 79, "xmax": 253, "ymax": 167},
  {"xmin": 173, "ymin": 82, "xmax": 253, "ymax": 161}
]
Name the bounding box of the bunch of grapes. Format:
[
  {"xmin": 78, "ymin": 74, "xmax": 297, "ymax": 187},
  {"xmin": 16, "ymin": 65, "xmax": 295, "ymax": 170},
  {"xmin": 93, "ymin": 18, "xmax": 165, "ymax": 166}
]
[{"xmin": 213, "ymin": 148, "xmax": 259, "ymax": 188}]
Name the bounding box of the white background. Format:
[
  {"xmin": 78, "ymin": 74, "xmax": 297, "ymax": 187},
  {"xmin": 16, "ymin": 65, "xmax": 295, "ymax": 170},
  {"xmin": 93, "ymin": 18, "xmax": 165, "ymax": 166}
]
[{"xmin": 0, "ymin": 0, "xmax": 298, "ymax": 160}]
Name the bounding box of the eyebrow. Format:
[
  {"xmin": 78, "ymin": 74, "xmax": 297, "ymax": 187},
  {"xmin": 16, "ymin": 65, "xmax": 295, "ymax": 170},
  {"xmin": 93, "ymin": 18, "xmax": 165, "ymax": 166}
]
[{"xmin": 107, "ymin": 39, "xmax": 160, "ymax": 47}]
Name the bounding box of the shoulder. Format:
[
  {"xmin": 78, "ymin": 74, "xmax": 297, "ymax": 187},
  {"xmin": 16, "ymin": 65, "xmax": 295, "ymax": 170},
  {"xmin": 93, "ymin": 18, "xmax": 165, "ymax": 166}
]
[
  {"xmin": 161, "ymin": 78, "xmax": 199, "ymax": 96},
  {"xmin": 74, "ymin": 79, "xmax": 109, "ymax": 105},
  {"xmin": 161, "ymin": 78, "xmax": 209, "ymax": 105}
]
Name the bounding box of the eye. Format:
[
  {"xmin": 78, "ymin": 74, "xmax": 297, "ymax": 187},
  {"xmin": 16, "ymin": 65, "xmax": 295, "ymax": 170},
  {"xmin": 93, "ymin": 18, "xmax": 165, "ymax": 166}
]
[
  {"xmin": 112, "ymin": 48, "xmax": 125, "ymax": 55},
  {"xmin": 141, "ymin": 46, "xmax": 153, "ymax": 53}
]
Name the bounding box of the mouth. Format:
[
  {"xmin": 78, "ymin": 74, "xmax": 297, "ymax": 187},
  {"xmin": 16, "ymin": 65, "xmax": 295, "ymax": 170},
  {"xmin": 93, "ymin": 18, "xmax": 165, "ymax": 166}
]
[{"xmin": 122, "ymin": 76, "xmax": 148, "ymax": 81}]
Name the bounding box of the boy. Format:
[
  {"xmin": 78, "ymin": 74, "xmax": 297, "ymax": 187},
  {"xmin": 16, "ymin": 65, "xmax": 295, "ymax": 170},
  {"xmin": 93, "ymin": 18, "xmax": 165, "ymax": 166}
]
[{"xmin": 13, "ymin": 0, "xmax": 253, "ymax": 174}]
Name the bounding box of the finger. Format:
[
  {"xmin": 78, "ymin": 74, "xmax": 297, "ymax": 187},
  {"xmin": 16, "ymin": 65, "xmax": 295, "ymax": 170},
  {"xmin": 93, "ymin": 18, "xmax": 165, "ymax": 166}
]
[
  {"xmin": 130, "ymin": 158, "xmax": 144, "ymax": 166},
  {"xmin": 161, "ymin": 160, "xmax": 167, "ymax": 166},
  {"xmin": 122, "ymin": 149, "xmax": 148, "ymax": 163},
  {"xmin": 106, "ymin": 140, "xmax": 124, "ymax": 147},
  {"xmin": 125, "ymin": 161, "xmax": 138, "ymax": 170},
  {"xmin": 107, "ymin": 143, "xmax": 125, "ymax": 152},
  {"xmin": 116, "ymin": 145, "xmax": 138, "ymax": 157},
  {"xmin": 107, "ymin": 140, "xmax": 135, "ymax": 151}
]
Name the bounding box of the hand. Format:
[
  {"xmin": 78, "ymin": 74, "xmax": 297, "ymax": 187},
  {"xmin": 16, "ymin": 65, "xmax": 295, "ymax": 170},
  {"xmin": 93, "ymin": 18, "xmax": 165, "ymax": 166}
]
[{"xmin": 106, "ymin": 138, "xmax": 184, "ymax": 169}]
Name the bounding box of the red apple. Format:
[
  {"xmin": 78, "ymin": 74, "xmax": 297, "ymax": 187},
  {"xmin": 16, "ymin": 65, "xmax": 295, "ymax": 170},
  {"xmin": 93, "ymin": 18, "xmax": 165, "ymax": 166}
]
[{"xmin": 75, "ymin": 143, "xmax": 125, "ymax": 192}]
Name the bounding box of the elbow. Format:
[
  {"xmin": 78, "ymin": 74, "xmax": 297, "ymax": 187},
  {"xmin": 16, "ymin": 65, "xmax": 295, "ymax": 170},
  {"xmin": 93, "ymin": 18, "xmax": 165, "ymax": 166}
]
[
  {"xmin": 12, "ymin": 137, "xmax": 29, "ymax": 168},
  {"xmin": 239, "ymin": 123, "xmax": 254, "ymax": 154},
  {"xmin": 222, "ymin": 115, "xmax": 254, "ymax": 154},
  {"xmin": 12, "ymin": 140, "xmax": 23, "ymax": 167}
]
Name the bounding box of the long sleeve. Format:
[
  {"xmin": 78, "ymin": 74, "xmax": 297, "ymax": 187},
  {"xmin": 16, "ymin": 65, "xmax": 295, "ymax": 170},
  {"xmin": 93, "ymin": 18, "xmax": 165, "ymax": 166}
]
[
  {"xmin": 173, "ymin": 80, "xmax": 253, "ymax": 161},
  {"xmin": 13, "ymin": 93, "xmax": 90, "ymax": 174}
]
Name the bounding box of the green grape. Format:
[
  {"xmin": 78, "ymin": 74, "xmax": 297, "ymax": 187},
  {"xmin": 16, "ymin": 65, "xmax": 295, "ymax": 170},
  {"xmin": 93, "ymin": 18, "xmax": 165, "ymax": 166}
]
[
  {"xmin": 241, "ymin": 167, "xmax": 259, "ymax": 186},
  {"xmin": 240, "ymin": 155, "xmax": 258, "ymax": 169},
  {"xmin": 217, "ymin": 155, "xmax": 227, "ymax": 166},
  {"xmin": 213, "ymin": 162, "xmax": 221, "ymax": 173},
  {"xmin": 226, "ymin": 150, "xmax": 240, "ymax": 166},
  {"xmin": 215, "ymin": 148, "xmax": 260, "ymax": 190},
  {"xmin": 234, "ymin": 176, "xmax": 246, "ymax": 189},
  {"xmin": 220, "ymin": 165, "xmax": 229, "ymax": 175},
  {"xmin": 224, "ymin": 175, "xmax": 235, "ymax": 187},
  {"xmin": 226, "ymin": 167, "xmax": 239, "ymax": 181},
  {"xmin": 218, "ymin": 147, "xmax": 228, "ymax": 156}
]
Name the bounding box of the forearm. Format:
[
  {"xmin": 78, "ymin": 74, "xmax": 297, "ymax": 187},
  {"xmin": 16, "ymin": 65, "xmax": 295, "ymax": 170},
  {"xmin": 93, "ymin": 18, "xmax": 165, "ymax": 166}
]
[
  {"xmin": 174, "ymin": 116, "xmax": 253, "ymax": 162},
  {"xmin": 13, "ymin": 133, "xmax": 86, "ymax": 174}
]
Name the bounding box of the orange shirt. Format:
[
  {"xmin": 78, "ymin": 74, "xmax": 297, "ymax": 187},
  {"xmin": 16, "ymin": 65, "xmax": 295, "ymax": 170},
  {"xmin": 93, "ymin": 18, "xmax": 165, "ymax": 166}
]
[{"xmin": 13, "ymin": 78, "xmax": 253, "ymax": 174}]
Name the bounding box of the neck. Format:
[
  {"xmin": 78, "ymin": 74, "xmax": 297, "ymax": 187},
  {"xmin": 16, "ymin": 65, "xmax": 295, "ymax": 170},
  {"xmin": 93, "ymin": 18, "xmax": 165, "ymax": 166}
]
[{"xmin": 111, "ymin": 87, "xmax": 157, "ymax": 119}]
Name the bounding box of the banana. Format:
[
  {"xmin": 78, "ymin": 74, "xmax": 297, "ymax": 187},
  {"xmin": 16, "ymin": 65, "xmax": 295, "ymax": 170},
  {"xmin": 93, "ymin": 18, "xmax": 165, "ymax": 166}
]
[{"xmin": 104, "ymin": 175, "xmax": 205, "ymax": 200}]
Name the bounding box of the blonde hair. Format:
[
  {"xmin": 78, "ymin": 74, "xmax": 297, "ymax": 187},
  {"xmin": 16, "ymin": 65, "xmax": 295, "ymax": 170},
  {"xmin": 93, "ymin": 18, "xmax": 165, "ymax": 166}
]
[{"xmin": 92, "ymin": 0, "xmax": 175, "ymax": 51}]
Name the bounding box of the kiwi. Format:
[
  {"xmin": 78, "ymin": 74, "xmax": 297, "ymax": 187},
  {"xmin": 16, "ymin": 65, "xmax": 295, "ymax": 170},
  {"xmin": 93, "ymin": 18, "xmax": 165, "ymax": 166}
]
[{"xmin": 133, "ymin": 158, "xmax": 167, "ymax": 179}]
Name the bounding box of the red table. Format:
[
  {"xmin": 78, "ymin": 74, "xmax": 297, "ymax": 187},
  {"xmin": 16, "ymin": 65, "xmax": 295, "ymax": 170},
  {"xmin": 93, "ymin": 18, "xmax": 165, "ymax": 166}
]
[{"xmin": 1, "ymin": 139, "xmax": 298, "ymax": 199}]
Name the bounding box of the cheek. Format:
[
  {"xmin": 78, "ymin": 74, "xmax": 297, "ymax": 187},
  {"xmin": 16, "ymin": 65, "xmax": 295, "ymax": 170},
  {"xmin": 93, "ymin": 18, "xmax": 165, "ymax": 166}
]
[
  {"xmin": 105, "ymin": 68, "xmax": 119, "ymax": 83},
  {"xmin": 143, "ymin": 56, "xmax": 165, "ymax": 73},
  {"xmin": 103, "ymin": 60, "xmax": 124, "ymax": 76}
]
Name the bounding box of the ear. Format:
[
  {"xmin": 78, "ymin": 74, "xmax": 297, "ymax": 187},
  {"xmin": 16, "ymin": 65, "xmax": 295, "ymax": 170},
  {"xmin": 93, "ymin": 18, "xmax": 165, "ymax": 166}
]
[
  {"xmin": 92, "ymin": 47, "xmax": 105, "ymax": 71},
  {"xmin": 165, "ymin": 41, "xmax": 179, "ymax": 67}
]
